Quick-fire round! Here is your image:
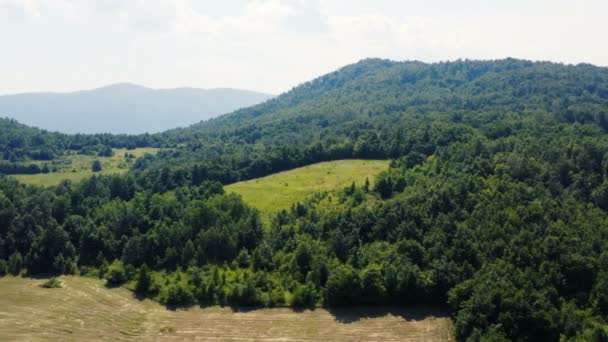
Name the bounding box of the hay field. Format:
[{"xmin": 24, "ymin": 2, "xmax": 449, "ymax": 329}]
[{"xmin": 0, "ymin": 276, "xmax": 452, "ymax": 341}]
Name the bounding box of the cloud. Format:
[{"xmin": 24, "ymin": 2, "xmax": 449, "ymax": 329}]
[
  {"xmin": 126, "ymin": 0, "xmax": 177, "ymax": 33},
  {"xmin": 283, "ymin": 0, "xmax": 329, "ymax": 34},
  {"xmin": 0, "ymin": 0, "xmax": 39, "ymax": 21},
  {"xmin": 1, "ymin": 0, "xmax": 607, "ymax": 95}
]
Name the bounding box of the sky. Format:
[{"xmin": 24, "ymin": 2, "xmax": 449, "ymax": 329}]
[{"xmin": 1, "ymin": 0, "xmax": 607, "ymax": 95}]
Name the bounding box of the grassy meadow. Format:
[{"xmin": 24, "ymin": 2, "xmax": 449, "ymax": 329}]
[
  {"xmin": 0, "ymin": 276, "xmax": 452, "ymax": 341},
  {"xmin": 225, "ymin": 159, "xmax": 390, "ymax": 221},
  {"xmin": 11, "ymin": 148, "xmax": 159, "ymax": 187}
]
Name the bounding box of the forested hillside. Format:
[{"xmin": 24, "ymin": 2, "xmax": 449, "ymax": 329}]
[
  {"xmin": 2, "ymin": 58, "xmax": 608, "ymax": 340},
  {"xmin": 132, "ymin": 58, "xmax": 608, "ymax": 188}
]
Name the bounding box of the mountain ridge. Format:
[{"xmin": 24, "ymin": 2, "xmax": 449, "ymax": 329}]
[{"xmin": 0, "ymin": 84, "xmax": 273, "ymax": 135}]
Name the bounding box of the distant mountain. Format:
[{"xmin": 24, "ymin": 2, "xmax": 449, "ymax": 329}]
[{"xmin": 0, "ymin": 84, "xmax": 273, "ymax": 134}]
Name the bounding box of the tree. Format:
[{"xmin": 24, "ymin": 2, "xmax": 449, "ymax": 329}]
[
  {"xmin": 0, "ymin": 259, "xmax": 7, "ymax": 276},
  {"xmin": 135, "ymin": 264, "xmax": 153, "ymax": 294},
  {"xmin": 360, "ymin": 263, "xmax": 387, "ymax": 303},
  {"xmin": 92, "ymin": 160, "xmax": 102, "ymax": 172},
  {"xmin": 325, "ymin": 263, "xmax": 361, "ymax": 305},
  {"xmin": 7, "ymin": 252, "xmax": 22, "ymax": 275},
  {"xmin": 181, "ymin": 240, "xmax": 196, "ymax": 266},
  {"xmin": 163, "ymin": 282, "xmax": 194, "ymax": 306},
  {"xmin": 290, "ymin": 283, "xmax": 316, "ymax": 307}
]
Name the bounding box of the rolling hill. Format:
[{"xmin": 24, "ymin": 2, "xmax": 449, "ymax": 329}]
[
  {"xmin": 3, "ymin": 58, "xmax": 608, "ymax": 340},
  {"xmin": 0, "ymin": 83, "xmax": 272, "ymax": 134}
]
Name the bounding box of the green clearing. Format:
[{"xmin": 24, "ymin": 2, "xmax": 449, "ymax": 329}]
[
  {"xmin": 10, "ymin": 147, "xmax": 159, "ymax": 187},
  {"xmin": 225, "ymin": 159, "xmax": 390, "ymax": 221},
  {"xmin": 0, "ymin": 276, "xmax": 452, "ymax": 341}
]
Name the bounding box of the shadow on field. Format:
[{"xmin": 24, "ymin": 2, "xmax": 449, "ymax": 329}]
[
  {"xmin": 326, "ymin": 305, "xmax": 450, "ymax": 324},
  {"xmin": 25, "ymin": 273, "xmax": 57, "ymax": 280},
  {"xmin": 219, "ymin": 305, "xmax": 450, "ymax": 325}
]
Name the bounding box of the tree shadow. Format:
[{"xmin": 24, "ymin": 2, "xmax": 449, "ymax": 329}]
[
  {"xmin": 224, "ymin": 302, "xmax": 321, "ymax": 313},
  {"xmin": 103, "ymin": 282, "xmax": 123, "ymax": 289},
  {"xmin": 228, "ymin": 305, "xmax": 264, "ymax": 313},
  {"xmin": 326, "ymin": 305, "xmax": 451, "ymax": 324},
  {"xmin": 25, "ymin": 272, "xmax": 58, "ymax": 280},
  {"xmin": 164, "ymin": 303, "xmax": 198, "ymax": 311},
  {"xmin": 132, "ymin": 292, "xmax": 147, "ymax": 301}
]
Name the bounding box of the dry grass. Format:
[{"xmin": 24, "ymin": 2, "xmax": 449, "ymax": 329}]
[{"xmin": 0, "ymin": 276, "xmax": 453, "ymax": 341}]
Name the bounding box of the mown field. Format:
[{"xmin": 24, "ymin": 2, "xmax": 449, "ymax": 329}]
[
  {"xmin": 0, "ymin": 276, "xmax": 452, "ymax": 341},
  {"xmin": 225, "ymin": 159, "xmax": 389, "ymax": 221},
  {"xmin": 11, "ymin": 148, "xmax": 159, "ymax": 186}
]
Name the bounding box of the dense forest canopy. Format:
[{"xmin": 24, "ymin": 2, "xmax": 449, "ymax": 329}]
[{"xmin": 2, "ymin": 58, "xmax": 608, "ymax": 340}]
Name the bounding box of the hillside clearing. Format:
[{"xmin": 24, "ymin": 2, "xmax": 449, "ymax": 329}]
[
  {"xmin": 11, "ymin": 148, "xmax": 159, "ymax": 187},
  {"xmin": 0, "ymin": 276, "xmax": 452, "ymax": 341},
  {"xmin": 225, "ymin": 159, "xmax": 389, "ymax": 220}
]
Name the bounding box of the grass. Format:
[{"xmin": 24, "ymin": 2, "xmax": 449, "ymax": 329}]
[
  {"xmin": 0, "ymin": 276, "xmax": 453, "ymax": 341},
  {"xmin": 225, "ymin": 159, "xmax": 390, "ymax": 221},
  {"xmin": 10, "ymin": 148, "xmax": 159, "ymax": 187}
]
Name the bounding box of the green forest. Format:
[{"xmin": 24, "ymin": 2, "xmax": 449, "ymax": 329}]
[{"xmin": 2, "ymin": 58, "xmax": 608, "ymax": 340}]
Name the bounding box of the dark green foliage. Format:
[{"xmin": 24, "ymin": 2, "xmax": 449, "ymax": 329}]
[
  {"xmin": 162, "ymin": 282, "xmax": 194, "ymax": 306},
  {"xmin": 106, "ymin": 260, "xmax": 128, "ymax": 286},
  {"xmin": 91, "ymin": 160, "xmax": 102, "ymax": 172},
  {"xmin": 0, "ymin": 118, "xmax": 161, "ymax": 162},
  {"xmin": 227, "ymin": 277, "xmax": 263, "ymax": 306},
  {"xmin": 7, "ymin": 252, "xmax": 22, "ymax": 275},
  {"xmin": 0, "ymin": 162, "xmax": 44, "ymax": 175},
  {"xmin": 290, "ymin": 283, "xmax": 316, "ymax": 307},
  {"xmin": 325, "ymin": 264, "xmax": 361, "ymax": 305},
  {"xmin": 135, "ymin": 264, "xmax": 153, "ymax": 294}
]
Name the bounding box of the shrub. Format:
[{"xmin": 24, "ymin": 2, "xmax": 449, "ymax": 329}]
[
  {"xmin": 41, "ymin": 277, "xmax": 62, "ymax": 288},
  {"xmin": 290, "ymin": 283, "xmax": 316, "ymax": 307},
  {"xmin": 163, "ymin": 282, "xmax": 194, "ymax": 306},
  {"xmin": 106, "ymin": 260, "xmax": 128, "ymax": 286},
  {"xmin": 92, "ymin": 160, "xmax": 102, "ymax": 172},
  {"xmin": 324, "ymin": 264, "xmax": 361, "ymax": 305}
]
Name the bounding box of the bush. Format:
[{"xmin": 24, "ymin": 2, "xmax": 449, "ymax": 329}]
[
  {"xmin": 41, "ymin": 277, "xmax": 62, "ymax": 288},
  {"xmin": 92, "ymin": 160, "xmax": 102, "ymax": 172},
  {"xmin": 290, "ymin": 283, "xmax": 316, "ymax": 307},
  {"xmin": 324, "ymin": 264, "xmax": 361, "ymax": 305},
  {"xmin": 163, "ymin": 282, "xmax": 194, "ymax": 306},
  {"xmin": 106, "ymin": 260, "xmax": 128, "ymax": 286},
  {"xmin": 0, "ymin": 259, "xmax": 7, "ymax": 276},
  {"xmin": 227, "ymin": 278, "xmax": 263, "ymax": 306}
]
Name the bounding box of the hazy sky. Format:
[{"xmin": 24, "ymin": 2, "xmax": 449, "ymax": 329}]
[{"xmin": 1, "ymin": 0, "xmax": 607, "ymax": 95}]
